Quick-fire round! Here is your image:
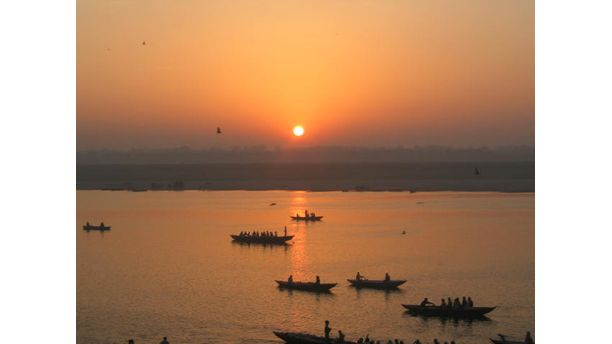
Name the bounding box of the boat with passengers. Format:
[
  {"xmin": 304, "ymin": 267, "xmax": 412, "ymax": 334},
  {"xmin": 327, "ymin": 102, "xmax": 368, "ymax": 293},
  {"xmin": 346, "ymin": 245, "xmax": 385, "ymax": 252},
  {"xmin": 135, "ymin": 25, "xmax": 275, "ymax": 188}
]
[
  {"xmin": 348, "ymin": 272, "xmax": 406, "ymax": 289},
  {"xmin": 276, "ymin": 275, "xmax": 337, "ymax": 292},
  {"xmin": 273, "ymin": 331, "xmax": 357, "ymax": 344},
  {"xmin": 232, "ymin": 227, "xmax": 293, "ymax": 244},
  {"xmin": 402, "ymin": 302, "xmax": 495, "ymax": 318},
  {"xmin": 82, "ymin": 222, "xmax": 111, "ymax": 231},
  {"xmin": 291, "ymin": 210, "xmax": 323, "ymax": 222}
]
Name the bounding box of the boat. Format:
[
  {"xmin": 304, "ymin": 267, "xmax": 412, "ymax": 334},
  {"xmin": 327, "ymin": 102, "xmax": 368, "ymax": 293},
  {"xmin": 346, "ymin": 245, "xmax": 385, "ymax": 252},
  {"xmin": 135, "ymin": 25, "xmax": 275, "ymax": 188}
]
[
  {"xmin": 230, "ymin": 234, "xmax": 294, "ymax": 244},
  {"xmin": 490, "ymin": 340, "xmax": 525, "ymax": 344},
  {"xmin": 347, "ymin": 279, "xmax": 406, "ymax": 289},
  {"xmin": 273, "ymin": 331, "xmax": 357, "ymax": 344},
  {"xmin": 276, "ymin": 280, "xmax": 337, "ymax": 292},
  {"xmin": 401, "ymin": 304, "xmax": 496, "ymax": 318},
  {"xmin": 82, "ymin": 224, "xmax": 111, "ymax": 231},
  {"xmin": 290, "ymin": 215, "xmax": 323, "ymax": 221}
]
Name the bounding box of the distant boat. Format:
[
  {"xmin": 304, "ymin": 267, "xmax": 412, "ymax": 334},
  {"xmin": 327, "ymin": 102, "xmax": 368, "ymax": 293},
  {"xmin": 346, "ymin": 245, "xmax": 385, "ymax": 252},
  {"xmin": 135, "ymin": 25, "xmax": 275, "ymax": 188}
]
[
  {"xmin": 273, "ymin": 331, "xmax": 357, "ymax": 344},
  {"xmin": 347, "ymin": 279, "xmax": 406, "ymax": 289},
  {"xmin": 231, "ymin": 234, "xmax": 293, "ymax": 245},
  {"xmin": 276, "ymin": 280, "xmax": 337, "ymax": 292},
  {"xmin": 291, "ymin": 215, "xmax": 323, "ymax": 221},
  {"xmin": 82, "ymin": 224, "xmax": 111, "ymax": 231},
  {"xmin": 490, "ymin": 339, "xmax": 526, "ymax": 344},
  {"xmin": 402, "ymin": 304, "xmax": 495, "ymax": 318}
]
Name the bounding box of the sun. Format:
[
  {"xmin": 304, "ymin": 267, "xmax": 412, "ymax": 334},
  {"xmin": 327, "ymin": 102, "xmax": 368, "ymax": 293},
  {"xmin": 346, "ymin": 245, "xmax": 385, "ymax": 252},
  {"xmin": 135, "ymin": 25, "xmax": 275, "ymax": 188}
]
[{"xmin": 293, "ymin": 125, "xmax": 304, "ymax": 137}]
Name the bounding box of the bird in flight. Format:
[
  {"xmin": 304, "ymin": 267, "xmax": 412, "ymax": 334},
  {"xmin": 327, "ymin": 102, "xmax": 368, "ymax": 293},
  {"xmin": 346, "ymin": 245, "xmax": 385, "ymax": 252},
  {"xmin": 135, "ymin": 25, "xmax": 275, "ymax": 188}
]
[
  {"xmin": 216, "ymin": 127, "xmax": 222, "ymax": 134},
  {"xmin": 474, "ymin": 167, "xmax": 481, "ymax": 175}
]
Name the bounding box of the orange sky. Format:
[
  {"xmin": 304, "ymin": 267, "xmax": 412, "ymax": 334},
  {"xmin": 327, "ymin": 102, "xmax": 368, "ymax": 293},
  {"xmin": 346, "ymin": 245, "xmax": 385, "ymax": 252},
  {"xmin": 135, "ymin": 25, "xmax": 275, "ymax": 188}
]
[{"xmin": 77, "ymin": 0, "xmax": 533, "ymax": 149}]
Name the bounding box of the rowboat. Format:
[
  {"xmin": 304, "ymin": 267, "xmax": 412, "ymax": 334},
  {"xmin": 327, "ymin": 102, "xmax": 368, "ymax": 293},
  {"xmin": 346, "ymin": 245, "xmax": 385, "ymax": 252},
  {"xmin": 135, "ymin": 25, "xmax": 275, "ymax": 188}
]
[
  {"xmin": 401, "ymin": 304, "xmax": 496, "ymax": 318},
  {"xmin": 490, "ymin": 340, "xmax": 525, "ymax": 344},
  {"xmin": 273, "ymin": 331, "xmax": 356, "ymax": 344},
  {"xmin": 291, "ymin": 215, "xmax": 323, "ymax": 221},
  {"xmin": 347, "ymin": 279, "xmax": 406, "ymax": 289},
  {"xmin": 82, "ymin": 224, "xmax": 111, "ymax": 231},
  {"xmin": 231, "ymin": 234, "xmax": 293, "ymax": 244},
  {"xmin": 276, "ymin": 280, "xmax": 337, "ymax": 292}
]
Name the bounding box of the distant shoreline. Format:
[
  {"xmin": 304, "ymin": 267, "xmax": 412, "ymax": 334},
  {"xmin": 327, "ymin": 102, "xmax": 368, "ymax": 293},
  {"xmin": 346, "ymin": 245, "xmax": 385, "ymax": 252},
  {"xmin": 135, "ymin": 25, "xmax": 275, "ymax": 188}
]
[{"xmin": 77, "ymin": 162, "xmax": 534, "ymax": 193}]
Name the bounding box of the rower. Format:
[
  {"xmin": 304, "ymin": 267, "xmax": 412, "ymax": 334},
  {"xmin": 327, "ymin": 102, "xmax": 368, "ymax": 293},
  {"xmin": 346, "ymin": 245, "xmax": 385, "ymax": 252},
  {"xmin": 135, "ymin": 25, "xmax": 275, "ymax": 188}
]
[
  {"xmin": 315, "ymin": 275, "xmax": 321, "ymax": 284},
  {"xmin": 324, "ymin": 320, "xmax": 331, "ymax": 340},
  {"xmin": 384, "ymin": 273, "xmax": 390, "ymax": 282},
  {"xmin": 338, "ymin": 330, "xmax": 345, "ymax": 343},
  {"xmin": 356, "ymin": 272, "xmax": 363, "ymax": 281},
  {"xmin": 288, "ymin": 275, "xmax": 293, "ymax": 283},
  {"xmin": 420, "ymin": 297, "xmax": 434, "ymax": 306},
  {"xmin": 159, "ymin": 337, "xmax": 169, "ymax": 344},
  {"xmin": 525, "ymin": 331, "xmax": 534, "ymax": 344}
]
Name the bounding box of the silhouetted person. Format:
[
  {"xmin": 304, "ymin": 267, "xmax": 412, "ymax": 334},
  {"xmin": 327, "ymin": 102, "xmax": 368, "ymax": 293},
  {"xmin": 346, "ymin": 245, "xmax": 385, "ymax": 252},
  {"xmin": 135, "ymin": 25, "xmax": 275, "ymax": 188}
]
[
  {"xmin": 420, "ymin": 298, "xmax": 434, "ymax": 306},
  {"xmin": 433, "ymin": 340, "xmax": 440, "ymax": 344},
  {"xmin": 467, "ymin": 297, "xmax": 474, "ymax": 307},
  {"xmin": 288, "ymin": 275, "xmax": 293, "ymax": 283},
  {"xmin": 86, "ymin": 221, "xmax": 90, "ymax": 226},
  {"xmin": 525, "ymin": 331, "xmax": 534, "ymax": 344},
  {"xmin": 440, "ymin": 298, "xmax": 446, "ymax": 307},
  {"xmin": 324, "ymin": 320, "xmax": 331, "ymax": 340},
  {"xmin": 128, "ymin": 340, "xmax": 135, "ymax": 344},
  {"xmin": 384, "ymin": 273, "xmax": 390, "ymax": 282},
  {"xmin": 462, "ymin": 296, "xmax": 467, "ymax": 308},
  {"xmin": 316, "ymin": 275, "xmax": 321, "ymax": 284},
  {"xmin": 356, "ymin": 272, "xmax": 363, "ymax": 281},
  {"xmin": 413, "ymin": 341, "xmax": 421, "ymax": 344},
  {"xmin": 338, "ymin": 330, "xmax": 345, "ymax": 343},
  {"xmin": 216, "ymin": 127, "xmax": 222, "ymax": 134},
  {"xmin": 159, "ymin": 337, "xmax": 169, "ymax": 344},
  {"xmin": 447, "ymin": 297, "xmax": 452, "ymax": 307},
  {"xmin": 453, "ymin": 298, "xmax": 461, "ymax": 308}
]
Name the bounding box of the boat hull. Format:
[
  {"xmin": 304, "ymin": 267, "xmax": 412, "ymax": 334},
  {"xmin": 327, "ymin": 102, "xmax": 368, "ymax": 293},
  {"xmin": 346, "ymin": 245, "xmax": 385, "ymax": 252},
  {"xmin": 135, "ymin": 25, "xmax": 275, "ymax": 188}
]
[
  {"xmin": 82, "ymin": 225, "xmax": 111, "ymax": 231},
  {"xmin": 402, "ymin": 304, "xmax": 495, "ymax": 318},
  {"xmin": 231, "ymin": 234, "xmax": 293, "ymax": 244},
  {"xmin": 291, "ymin": 216, "xmax": 323, "ymax": 221},
  {"xmin": 273, "ymin": 331, "xmax": 356, "ymax": 344},
  {"xmin": 490, "ymin": 339, "xmax": 525, "ymax": 344},
  {"xmin": 347, "ymin": 279, "xmax": 406, "ymax": 289},
  {"xmin": 276, "ymin": 280, "xmax": 337, "ymax": 292}
]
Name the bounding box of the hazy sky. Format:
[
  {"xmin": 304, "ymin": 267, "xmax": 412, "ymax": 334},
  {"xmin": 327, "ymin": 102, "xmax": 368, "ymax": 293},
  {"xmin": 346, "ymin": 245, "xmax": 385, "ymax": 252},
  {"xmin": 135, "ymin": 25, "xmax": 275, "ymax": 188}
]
[{"xmin": 77, "ymin": 0, "xmax": 533, "ymax": 150}]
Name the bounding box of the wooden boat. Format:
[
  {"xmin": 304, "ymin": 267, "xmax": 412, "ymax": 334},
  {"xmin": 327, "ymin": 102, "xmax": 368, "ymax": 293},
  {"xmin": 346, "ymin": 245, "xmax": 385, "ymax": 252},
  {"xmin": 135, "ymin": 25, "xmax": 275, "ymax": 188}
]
[
  {"xmin": 291, "ymin": 215, "xmax": 323, "ymax": 221},
  {"xmin": 276, "ymin": 280, "xmax": 337, "ymax": 292},
  {"xmin": 82, "ymin": 224, "xmax": 111, "ymax": 231},
  {"xmin": 230, "ymin": 234, "xmax": 293, "ymax": 244},
  {"xmin": 273, "ymin": 331, "xmax": 356, "ymax": 344},
  {"xmin": 347, "ymin": 279, "xmax": 406, "ymax": 289},
  {"xmin": 402, "ymin": 304, "xmax": 495, "ymax": 318},
  {"xmin": 490, "ymin": 340, "xmax": 525, "ymax": 344}
]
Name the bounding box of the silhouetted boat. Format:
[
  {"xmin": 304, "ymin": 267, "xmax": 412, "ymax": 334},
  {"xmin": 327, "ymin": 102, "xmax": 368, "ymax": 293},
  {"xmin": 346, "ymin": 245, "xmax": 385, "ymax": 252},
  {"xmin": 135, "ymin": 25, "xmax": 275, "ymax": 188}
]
[
  {"xmin": 273, "ymin": 331, "xmax": 357, "ymax": 344},
  {"xmin": 291, "ymin": 215, "xmax": 323, "ymax": 221},
  {"xmin": 231, "ymin": 234, "xmax": 293, "ymax": 244},
  {"xmin": 347, "ymin": 279, "xmax": 406, "ymax": 289},
  {"xmin": 276, "ymin": 280, "xmax": 337, "ymax": 292},
  {"xmin": 82, "ymin": 224, "xmax": 111, "ymax": 231},
  {"xmin": 402, "ymin": 304, "xmax": 495, "ymax": 318},
  {"xmin": 490, "ymin": 340, "xmax": 525, "ymax": 344}
]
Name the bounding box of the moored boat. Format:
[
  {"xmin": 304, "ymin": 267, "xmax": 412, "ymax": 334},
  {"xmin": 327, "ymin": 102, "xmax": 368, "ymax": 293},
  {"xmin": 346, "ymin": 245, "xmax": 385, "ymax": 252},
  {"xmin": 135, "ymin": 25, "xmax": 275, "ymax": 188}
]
[
  {"xmin": 231, "ymin": 234, "xmax": 293, "ymax": 244},
  {"xmin": 82, "ymin": 224, "xmax": 111, "ymax": 231},
  {"xmin": 273, "ymin": 331, "xmax": 356, "ymax": 344},
  {"xmin": 347, "ymin": 279, "xmax": 406, "ymax": 289},
  {"xmin": 402, "ymin": 304, "xmax": 495, "ymax": 318},
  {"xmin": 291, "ymin": 215, "xmax": 323, "ymax": 221},
  {"xmin": 276, "ymin": 280, "xmax": 337, "ymax": 292},
  {"xmin": 490, "ymin": 340, "xmax": 525, "ymax": 344}
]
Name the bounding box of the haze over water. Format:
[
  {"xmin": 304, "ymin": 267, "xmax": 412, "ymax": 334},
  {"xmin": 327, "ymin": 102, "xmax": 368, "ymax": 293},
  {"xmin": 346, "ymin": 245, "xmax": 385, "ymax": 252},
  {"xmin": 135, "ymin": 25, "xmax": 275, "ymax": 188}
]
[{"xmin": 77, "ymin": 190, "xmax": 533, "ymax": 344}]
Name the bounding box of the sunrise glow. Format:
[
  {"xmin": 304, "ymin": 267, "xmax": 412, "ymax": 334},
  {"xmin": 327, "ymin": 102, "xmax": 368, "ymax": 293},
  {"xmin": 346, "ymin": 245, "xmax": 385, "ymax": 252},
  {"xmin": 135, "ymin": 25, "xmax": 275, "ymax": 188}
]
[{"xmin": 293, "ymin": 126, "xmax": 304, "ymax": 137}]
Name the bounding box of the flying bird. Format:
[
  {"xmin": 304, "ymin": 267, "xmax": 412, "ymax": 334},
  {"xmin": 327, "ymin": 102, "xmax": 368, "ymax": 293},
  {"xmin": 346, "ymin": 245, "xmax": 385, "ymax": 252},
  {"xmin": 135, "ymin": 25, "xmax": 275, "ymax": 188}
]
[
  {"xmin": 216, "ymin": 127, "xmax": 222, "ymax": 134},
  {"xmin": 474, "ymin": 167, "xmax": 481, "ymax": 175}
]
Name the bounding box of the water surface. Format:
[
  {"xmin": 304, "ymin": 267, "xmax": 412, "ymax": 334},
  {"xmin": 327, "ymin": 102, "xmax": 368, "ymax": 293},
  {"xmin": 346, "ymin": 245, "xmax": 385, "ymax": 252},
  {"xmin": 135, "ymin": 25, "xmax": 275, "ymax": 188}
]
[{"xmin": 77, "ymin": 191, "xmax": 534, "ymax": 344}]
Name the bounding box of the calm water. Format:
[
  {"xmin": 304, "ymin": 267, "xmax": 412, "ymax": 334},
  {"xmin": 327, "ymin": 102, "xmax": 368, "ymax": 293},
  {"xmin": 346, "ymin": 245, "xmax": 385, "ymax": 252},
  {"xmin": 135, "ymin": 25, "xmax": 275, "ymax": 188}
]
[{"xmin": 77, "ymin": 191, "xmax": 534, "ymax": 344}]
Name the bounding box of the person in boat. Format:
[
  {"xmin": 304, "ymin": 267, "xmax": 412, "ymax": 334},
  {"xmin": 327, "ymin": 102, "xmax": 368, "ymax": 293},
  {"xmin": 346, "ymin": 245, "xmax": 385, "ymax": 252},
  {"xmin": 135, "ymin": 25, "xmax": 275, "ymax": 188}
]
[
  {"xmin": 159, "ymin": 337, "xmax": 169, "ymax": 344},
  {"xmin": 288, "ymin": 275, "xmax": 293, "ymax": 283},
  {"xmin": 420, "ymin": 297, "xmax": 434, "ymax": 306},
  {"xmin": 384, "ymin": 273, "xmax": 390, "ymax": 282},
  {"xmin": 128, "ymin": 340, "xmax": 135, "ymax": 344},
  {"xmin": 305, "ymin": 210, "xmax": 309, "ymax": 218},
  {"xmin": 467, "ymin": 297, "xmax": 474, "ymax": 307},
  {"xmin": 453, "ymin": 298, "xmax": 461, "ymax": 309},
  {"xmin": 433, "ymin": 339, "xmax": 440, "ymax": 344},
  {"xmin": 461, "ymin": 297, "xmax": 467, "ymax": 308},
  {"xmin": 440, "ymin": 298, "xmax": 446, "ymax": 307},
  {"xmin": 324, "ymin": 320, "xmax": 331, "ymax": 340},
  {"xmin": 316, "ymin": 275, "xmax": 321, "ymax": 284},
  {"xmin": 356, "ymin": 272, "xmax": 363, "ymax": 281},
  {"xmin": 337, "ymin": 330, "xmax": 345, "ymax": 343},
  {"xmin": 525, "ymin": 331, "xmax": 534, "ymax": 344},
  {"xmin": 86, "ymin": 221, "xmax": 90, "ymax": 227},
  {"xmin": 412, "ymin": 341, "xmax": 421, "ymax": 344},
  {"xmin": 446, "ymin": 297, "xmax": 452, "ymax": 308},
  {"xmin": 100, "ymin": 222, "xmax": 105, "ymax": 227}
]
